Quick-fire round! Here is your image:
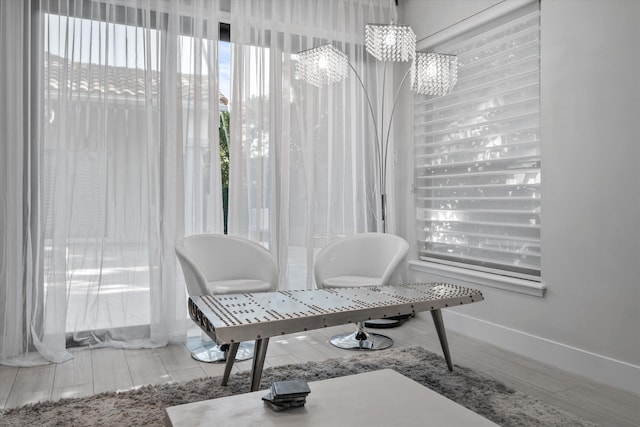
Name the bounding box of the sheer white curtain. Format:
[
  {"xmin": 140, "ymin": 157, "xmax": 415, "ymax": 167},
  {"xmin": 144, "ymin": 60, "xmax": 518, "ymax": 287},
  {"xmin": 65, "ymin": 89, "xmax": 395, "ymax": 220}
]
[
  {"xmin": 1, "ymin": 0, "xmax": 396, "ymax": 365},
  {"xmin": 1, "ymin": 0, "xmax": 223, "ymax": 366},
  {"xmin": 0, "ymin": 0, "xmax": 67, "ymax": 366},
  {"xmin": 228, "ymin": 0, "xmax": 394, "ymax": 290}
]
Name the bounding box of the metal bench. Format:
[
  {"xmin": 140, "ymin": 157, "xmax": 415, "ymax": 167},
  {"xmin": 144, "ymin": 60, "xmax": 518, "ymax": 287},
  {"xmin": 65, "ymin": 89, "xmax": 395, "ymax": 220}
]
[{"xmin": 188, "ymin": 282, "xmax": 484, "ymax": 391}]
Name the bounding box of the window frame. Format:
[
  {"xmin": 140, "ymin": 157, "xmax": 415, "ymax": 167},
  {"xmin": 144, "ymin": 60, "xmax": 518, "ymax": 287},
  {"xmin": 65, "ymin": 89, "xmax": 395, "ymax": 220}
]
[{"xmin": 410, "ymin": 0, "xmax": 545, "ymax": 297}]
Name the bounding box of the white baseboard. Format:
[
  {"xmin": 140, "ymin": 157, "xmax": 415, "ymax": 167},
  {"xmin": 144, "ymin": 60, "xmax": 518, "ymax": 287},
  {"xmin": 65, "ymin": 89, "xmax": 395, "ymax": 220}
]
[{"xmin": 442, "ymin": 310, "xmax": 640, "ymax": 396}]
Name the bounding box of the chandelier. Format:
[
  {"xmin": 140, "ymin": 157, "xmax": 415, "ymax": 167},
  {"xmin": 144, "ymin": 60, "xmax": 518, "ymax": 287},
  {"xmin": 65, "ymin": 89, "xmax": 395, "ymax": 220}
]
[
  {"xmin": 365, "ymin": 23, "xmax": 416, "ymax": 62},
  {"xmin": 295, "ymin": 21, "xmax": 458, "ymax": 232},
  {"xmin": 411, "ymin": 51, "xmax": 458, "ymax": 96},
  {"xmin": 295, "ymin": 44, "xmax": 349, "ymax": 87}
]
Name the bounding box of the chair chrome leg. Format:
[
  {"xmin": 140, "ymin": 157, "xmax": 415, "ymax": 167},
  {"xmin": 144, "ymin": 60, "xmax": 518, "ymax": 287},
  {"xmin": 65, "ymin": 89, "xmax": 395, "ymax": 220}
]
[
  {"xmin": 329, "ymin": 322, "xmax": 393, "ymax": 351},
  {"xmin": 188, "ymin": 336, "xmax": 254, "ymax": 363}
]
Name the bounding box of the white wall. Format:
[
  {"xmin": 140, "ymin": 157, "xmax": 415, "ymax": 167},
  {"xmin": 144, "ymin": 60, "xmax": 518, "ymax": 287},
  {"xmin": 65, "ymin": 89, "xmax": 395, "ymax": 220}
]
[{"xmin": 395, "ymin": 0, "xmax": 640, "ymax": 395}]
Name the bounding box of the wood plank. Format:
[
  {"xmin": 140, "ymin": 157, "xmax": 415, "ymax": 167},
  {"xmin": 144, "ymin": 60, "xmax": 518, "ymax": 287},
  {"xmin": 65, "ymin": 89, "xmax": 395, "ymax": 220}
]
[
  {"xmin": 5, "ymin": 364, "xmax": 55, "ymax": 408},
  {"xmin": 260, "ymin": 338, "xmax": 290, "ymax": 357},
  {"xmin": 125, "ymin": 348, "xmax": 171, "ymax": 387},
  {"xmin": 168, "ymin": 367, "xmax": 208, "ymax": 384},
  {"xmin": 268, "ymin": 336, "xmax": 335, "ymax": 364},
  {"xmin": 51, "ymin": 383, "xmax": 94, "ymax": 402},
  {"xmin": 459, "ymin": 345, "xmax": 575, "ymax": 393},
  {"xmin": 197, "ymin": 359, "xmax": 228, "ymax": 378},
  {"xmin": 53, "ymin": 349, "xmax": 93, "ymax": 389},
  {"xmin": 156, "ymin": 344, "xmax": 200, "ymax": 372},
  {"xmin": 51, "ymin": 349, "xmax": 94, "ymax": 403},
  {"xmin": 287, "ymin": 331, "xmax": 345, "ymax": 359},
  {"xmin": 480, "ymin": 345, "xmax": 582, "ymax": 390},
  {"xmin": 92, "ymin": 348, "xmax": 133, "ymax": 394},
  {"xmin": 263, "ymin": 353, "xmax": 303, "ymax": 369},
  {"xmin": 556, "ymin": 385, "xmax": 640, "ymax": 427},
  {"xmin": 0, "ymin": 365, "xmax": 18, "ymax": 409}
]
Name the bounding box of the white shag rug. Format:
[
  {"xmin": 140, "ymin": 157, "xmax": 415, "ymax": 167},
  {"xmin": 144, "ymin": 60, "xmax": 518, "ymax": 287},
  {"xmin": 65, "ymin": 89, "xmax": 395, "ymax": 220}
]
[{"xmin": 0, "ymin": 346, "xmax": 598, "ymax": 426}]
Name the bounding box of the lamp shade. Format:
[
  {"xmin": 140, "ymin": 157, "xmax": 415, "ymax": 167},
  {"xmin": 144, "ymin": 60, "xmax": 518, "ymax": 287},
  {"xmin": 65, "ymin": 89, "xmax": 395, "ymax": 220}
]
[
  {"xmin": 410, "ymin": 52, "xmax": 458, "ymax": 96},
  {"xmin": 365, "ymin": 23, "xmax": 415, "ymax": 62},
  {"xmin": 295, "ymin": 44, "xmax": 349, "ymax": 87}
]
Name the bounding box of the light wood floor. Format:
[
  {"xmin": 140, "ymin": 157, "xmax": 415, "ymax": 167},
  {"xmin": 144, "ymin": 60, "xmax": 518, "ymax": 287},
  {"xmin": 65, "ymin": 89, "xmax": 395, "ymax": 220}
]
[{"xmin": 1, "ymin": 313, "xmax": 638, "ymax": 426}]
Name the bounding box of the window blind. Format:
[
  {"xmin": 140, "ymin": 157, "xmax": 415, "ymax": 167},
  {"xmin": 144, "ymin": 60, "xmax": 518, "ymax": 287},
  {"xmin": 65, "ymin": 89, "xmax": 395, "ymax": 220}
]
[{"xmin": 414, "ymin": 3, "xmax": 540, "ymax": 280}]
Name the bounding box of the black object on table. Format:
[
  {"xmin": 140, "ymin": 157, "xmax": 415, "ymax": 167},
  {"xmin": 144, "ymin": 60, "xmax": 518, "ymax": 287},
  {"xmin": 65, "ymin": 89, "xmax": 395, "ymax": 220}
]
[{"xmin": 262, "ymin": 379, "xmax": 311, "ymax": 412}]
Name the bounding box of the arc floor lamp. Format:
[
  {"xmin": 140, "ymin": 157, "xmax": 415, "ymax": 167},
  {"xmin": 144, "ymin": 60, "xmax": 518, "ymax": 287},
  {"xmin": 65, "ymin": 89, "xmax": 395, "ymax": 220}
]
[{"xmin": 295, "ymin": 21, "xmax": 458, "ymax": 233}]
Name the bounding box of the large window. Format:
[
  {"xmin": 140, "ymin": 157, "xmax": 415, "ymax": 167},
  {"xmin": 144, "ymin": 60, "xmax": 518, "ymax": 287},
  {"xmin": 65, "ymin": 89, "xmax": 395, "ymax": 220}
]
[
  {"xmin": 414, "ymin": 3, "xmax": 540, "ymax": 282},
  {"xmin": 41, "ymin": 2, "xmax": 230, "ymax": 337}
]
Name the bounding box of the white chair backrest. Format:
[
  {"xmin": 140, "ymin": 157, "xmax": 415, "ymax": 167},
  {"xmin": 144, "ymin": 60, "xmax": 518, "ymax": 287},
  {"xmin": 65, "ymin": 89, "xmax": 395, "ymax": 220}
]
[
  {"xmin": 314, "ymin": 232, "xmax": 409, "ymax": 288},
  {"xmin": 175, "ymin": 234, "xmax": 279, "ymax": 297}
]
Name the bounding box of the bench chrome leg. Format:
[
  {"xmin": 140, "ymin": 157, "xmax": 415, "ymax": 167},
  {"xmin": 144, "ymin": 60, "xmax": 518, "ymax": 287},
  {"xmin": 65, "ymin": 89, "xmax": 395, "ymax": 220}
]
[
  {"xmin": 221, "ymin": 342, "xmax": 239, "ymax": 385},
  {"xmin": 250, "ymin": 337, "xmax": 270, "ymax": 391},
  {"xmin": 431, "ymin": 309, "xmax": 453, "ymax": 371}
]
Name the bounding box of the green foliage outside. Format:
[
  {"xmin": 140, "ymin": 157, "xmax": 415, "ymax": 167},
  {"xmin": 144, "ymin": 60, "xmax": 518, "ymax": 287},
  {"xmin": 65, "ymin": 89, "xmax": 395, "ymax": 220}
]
[{"xmin": 219, "ymin": 110, "xmax": 230, "ymax": 233}]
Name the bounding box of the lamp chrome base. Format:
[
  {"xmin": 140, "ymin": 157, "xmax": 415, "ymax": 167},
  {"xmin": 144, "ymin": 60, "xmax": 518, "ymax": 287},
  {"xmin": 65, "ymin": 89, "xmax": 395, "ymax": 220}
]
[
  {"xmin": 188, "ymin": 339, "xmax": 254, "ymax": 363},
  {"xmin": 329, "ymin": 327, "xmax": 393, "ymax": 351}
]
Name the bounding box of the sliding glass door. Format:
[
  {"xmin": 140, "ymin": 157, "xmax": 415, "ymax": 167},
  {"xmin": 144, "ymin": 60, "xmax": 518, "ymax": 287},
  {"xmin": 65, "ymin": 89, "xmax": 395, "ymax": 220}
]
[{"xmin": 40, "ymin": 0, "xmax": 225, "ymax": 348}]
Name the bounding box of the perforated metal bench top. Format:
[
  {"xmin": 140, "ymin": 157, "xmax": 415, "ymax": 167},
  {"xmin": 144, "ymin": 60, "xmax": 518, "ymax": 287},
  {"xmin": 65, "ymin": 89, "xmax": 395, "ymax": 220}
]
[{"xmin": 189, "ymin": 282, "xmax": 483, "ymax": 344}]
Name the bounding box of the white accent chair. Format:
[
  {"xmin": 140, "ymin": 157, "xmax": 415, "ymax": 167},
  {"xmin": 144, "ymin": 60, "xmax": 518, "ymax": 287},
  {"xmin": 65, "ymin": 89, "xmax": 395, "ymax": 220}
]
[
  {"xmin": 176, "ymin": 234, "xmax": 278, "ymax": 362},
  {"xmin": 314, "ymin": 232, "xmax": 409, "ymax": 350}
]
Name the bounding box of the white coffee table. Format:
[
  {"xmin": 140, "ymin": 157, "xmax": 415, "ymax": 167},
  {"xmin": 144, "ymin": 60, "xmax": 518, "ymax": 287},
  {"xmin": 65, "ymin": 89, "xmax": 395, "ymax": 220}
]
[{"xmin": 165, "ymin": 369, "xmax": 498, "ymax": 426}]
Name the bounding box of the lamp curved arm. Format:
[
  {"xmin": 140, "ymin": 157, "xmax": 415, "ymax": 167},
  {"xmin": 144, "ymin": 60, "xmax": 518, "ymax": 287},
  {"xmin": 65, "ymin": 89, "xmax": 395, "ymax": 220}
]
[
  {"xmin": 348, "ymin": 61, "xmax": 412, "ymax": 234},
  {"xmin": 382, "ymin": 66, "xmax": 412, "ymax": 193},
  {"xmin": 347, "ymin": 61, "xmax": 382, "ymax": 177},
  {"xmin": 349, "ymin": 61, "xmax": 412, "ymax": 196}
]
